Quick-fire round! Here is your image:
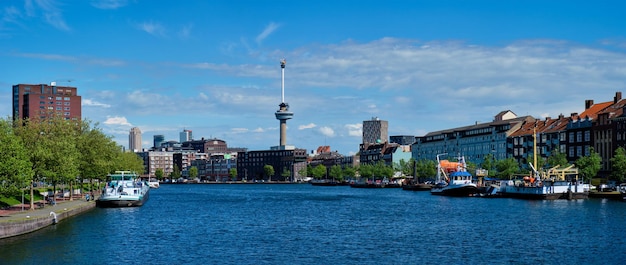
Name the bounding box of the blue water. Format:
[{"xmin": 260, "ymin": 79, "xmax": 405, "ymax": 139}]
[{"xmin": 2, "ymin": 184, "xmax": 626, "ymax": 265}]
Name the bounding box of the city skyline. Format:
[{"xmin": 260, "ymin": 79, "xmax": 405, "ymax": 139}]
[{"xmin": 1, "ymin": 1, "xmax": 625, "ymax": 155}]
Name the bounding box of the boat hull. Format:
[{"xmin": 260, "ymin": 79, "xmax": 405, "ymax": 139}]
[
  {"xmin": 402, "ymin": 183, "xmax": 433, "ymax": 191},
  {"xmin": 96, "ymin": 190, "xmax": 149, "ymax": 208},
  {"xmin": 431, "ymin": 185, "xmax": 478, "ymax": 197},
  {"xmin": 498, "ymin": 185, "xmax": 588, "ymax": 200}
]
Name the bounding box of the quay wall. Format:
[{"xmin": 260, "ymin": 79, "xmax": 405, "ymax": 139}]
[{"xmin": 0, "ymin": 201, "xmax": 95, "ymax": 239}]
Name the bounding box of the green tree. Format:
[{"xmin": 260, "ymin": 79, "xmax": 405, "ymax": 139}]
[
  {"xmin": 263, "ymin": 165, "xmax": 275, "ymax": 181},
  {"xmin": 546, "ymin": 149, "xmax": 568, "ymax": 169},
  {"xmin": 329, "ymin": 165, "xmax": 344, "ymax": 181},
  {"xmin": 14, "ymin": 116, "xmax": 80, "ymax": 208},
  {"xmin": 494, "ymin": 158, "xmax": 520, "ymax": 179},
  {"xmin": 114, "ymin": 152, "xmax": 145, "ymax": 174},
  {"xmin": 170, "ymin": 164, "xmax": 181, "ymax": 180},
  {"xmin": 359, "ymin": 164, "xmax": 374, "ymax": 181},
  {"xmin": 0, "ymin": 118, "xmax": 32, "ymax": 197},
  {"xmin": 311, "ymin": 164, "xmax": 326, "ymax": 179},
  {"xmin": 281, "ymin": 167, "xmax": 291, "ymax": 181},
  {"xmin": 415, "ymin": 159, "xmax": 437, "ymax": 181},
  {"xmin": 189, "ymin": 166, "xmax": 199, "ymax": 180},
  {"xmin": 76, "ymin": 120, "xmax": 119, "ymax": 191},
  {"xmin": 575, "ymin": 147, "xmax": 601, "ymax": 182},
  {"xmin": 610, "ymin": 147, "xmax": 626, "ymax": 182},
  {"xmin": 155, "ymin": 168, "xmax": 164, "ymax": 181},
  {"xmin": 229, "ymin": 168, "xmax": 237, "ymax": 181},
  {"xmin": 480, "ymin": 153, "xmax": 497, "ymax": 177},
  {"xmin": 298, "ymin": 167, "xmax": 308, "ymax": 180},
  {"xmin": 343, "ymin": 166, "xmax": 356, "ymax": 181}
]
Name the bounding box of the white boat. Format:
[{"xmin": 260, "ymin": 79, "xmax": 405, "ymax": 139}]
[
  {"xmin": 96, "ymin": 171, "xmax": 150, "ymax": 208},
  {"xmin": 148, "ymin": 178, "xmax": 160, "ymax": 189},
  {"xmin": 431, "ymin": 154, "xmax": 478, "ymax": 197}
]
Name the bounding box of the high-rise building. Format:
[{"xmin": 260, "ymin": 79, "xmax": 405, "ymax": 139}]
[
  {"xmin": 153, "ymin": 134, "xmax": 165, "ymax": 149},
  {"xmin": 362, "ymin": 117, "xmax": 388, "ymax": 144},
  {"xmin": 129, "ymin": 127, "xmax": 142, "ymax": 152},
  {"xmin": 12, "ymin": 83, "xmax": 81, "ymax": 120},
  {"xmin": 180, "ymin": 129, "xmax": 192, "ymax": 143}
]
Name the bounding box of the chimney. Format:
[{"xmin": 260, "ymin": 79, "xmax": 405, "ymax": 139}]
[
  {"xmin": 615, "ymin": 92, "xmax": 623, "ymax": 103},
  {"xmin": 571, "ymin": 112, "xmax": 578, "ymax": 118},
  {"xmin": 585, "ymin": 100, "xmax": 594, "ymax": 109}
]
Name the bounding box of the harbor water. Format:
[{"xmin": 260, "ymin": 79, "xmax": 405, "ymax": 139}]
[{"xmin": 2, "ymin": 184, "xmax": 626, "ymax": 265}]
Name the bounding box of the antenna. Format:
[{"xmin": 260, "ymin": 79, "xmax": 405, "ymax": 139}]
[{"xmin": 280, "ymin": 58, "xmax": 286, "ymax": 103}]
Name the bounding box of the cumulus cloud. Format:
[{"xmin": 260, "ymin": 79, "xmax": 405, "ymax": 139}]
[
  {"xmin": 103, "ymin": 116, "xmax": 131, "ymax": 126},
  {"xmin": 319, "ymin": 126, "xmax": 335, "ymax": 137},
  {"xmin": 298, "ymin": 123, "xmax": 316, "ymax": 130},
  {"xmin": 345, "ymin": 123, "xmax": 362, "ymax": 137}
]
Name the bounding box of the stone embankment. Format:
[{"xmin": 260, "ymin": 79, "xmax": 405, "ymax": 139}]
[{"xmin": 0, "ymin": 199, "xmax": 96, "ymax": 239}]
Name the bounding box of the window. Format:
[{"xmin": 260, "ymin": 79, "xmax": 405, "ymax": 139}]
[
  {"xmin": 64, "ymin": 102, "xmax": 70, "ymax": 106},
  {"xmin": 64, "ymin": 112, "xmax": 70, "ymax": 116},
  {"xmin": 569, "ymin": 132, "xmax": 574, "ymax": 143},
  {"xmin": 569, "ymin": 147, "xmax": 574, "ymax": 157},
  {"xmin": 584, "ymin": 131, "xmax": 590, "ymax": 142},
  {"xmin": 56, "ymin": 107, "xmax": 62, "ymax": 110},
  {"xmin": 56, "ymin": 97, "xmax": 62, "ymax": 100},
  {"xmin": 64, "ymin": 97, "xmax": 70, "ymax": 100},
  {"xmin": 56, "ymin": 102, "xmax": 62, "ymax": 105}
]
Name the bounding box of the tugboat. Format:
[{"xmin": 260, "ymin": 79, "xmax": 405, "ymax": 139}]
[
  {"xmin": 96, "ymin": 171, "xmax": 150, "ymax": 208},
  {"xmin": 430, "ymin": 154, "xmax": 478, "ymax": 197}
]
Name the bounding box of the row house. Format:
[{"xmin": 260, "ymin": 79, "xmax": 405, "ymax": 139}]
[{"xmin": 594, "ymin": 92, "xmax": 626, "ymax": 177}]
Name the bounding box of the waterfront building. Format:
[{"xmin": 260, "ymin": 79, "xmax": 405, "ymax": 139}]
[
  {"xmin": 138, "ymin": 151, "xmax": 173, "ymax": 178},
  {"xmin": 237, "ymin": 148, "xmax": 307, "ymax": 182},
  {"xmin": 180, "ymin": 129, "xmax": 193, "ymax": 143},
  {"xmin": 412, "ymin": 111, "xmax": 532, "ymax": 166},
  {"xmin": 129, "ymin": 127, "xmax": 142, "ymax": 152},
  {"xmin": 363, "ymin": 117, "xmax": 388, "ymax": 144},
  {"xmin": 182, "ymin": 138, "xmax": 227, "ymax": 154},
  {"xmin": 566, "ymin": 99, "xmax": 612, "ymax": 167},
  {"xmin": 592, "ymin": 92, "xmax": 626, "ymax": 177},
  {"xmin": 509, "ymin": 114, "xmax": 570, "ymax": 171},
  {"xmin": 360, "ymin": 142, "xmax": 400, "ymax": 166},
  {"xmin": 390, "ymin": 135, "xmax": 415, "ymax": 146},
  {"xmin": 153, "ymin": 135, "xmax": 165, "ymax": 149},
  {"xmin": 12, "ymin": 83, "xmax": 81, "ymax": 121}
]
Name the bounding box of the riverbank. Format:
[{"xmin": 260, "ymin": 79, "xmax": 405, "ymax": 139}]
[{"xmin": 0, "ymin": 199, "xmax": 96, "ymax": 239}]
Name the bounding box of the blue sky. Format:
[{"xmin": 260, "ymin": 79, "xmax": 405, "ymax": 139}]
[{"xmin": 1, "ymin": 0, "xmax": 625, "ymax": 155}]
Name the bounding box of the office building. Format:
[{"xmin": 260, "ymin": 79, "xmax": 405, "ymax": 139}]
[
  {"xmin": 12, "ymin": 83, "xmax": 81, "ymax": 120},
  {"xmin": 129, "ymin": 127, "xmax": 142, "ymax": 152}
]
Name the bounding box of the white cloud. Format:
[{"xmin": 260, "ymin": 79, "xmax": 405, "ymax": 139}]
[
  {"xmin": 345, "ymin": 124, "xmax": 362, "ymax": 137},
  {"xmin": 255, "ymin": 22, "xmax": 279, "ymax": 44},
  {"xmin": 91, "ymin": 0, "xmax": 129, "ymax": 9},
  {"xmin": 83, "ymin": 99, "xmax": 111, "ymax": 108},
  {"xmin": 253, "ymin": 127, "xmax": 265, "ymax": 133},
  {"xmin": 298, "ymin": 123, "xmax": 316, "ymax": 130},
  {"xmin": 103, "ymin": 116, "xmax": 131, "ymax": 126},
  {"xmin": 137, "ymin": 21, "xmax": 166, "ymax": 36},
  {"xmin": 319, "ymin": 126, "xmax": 335, "ymax": 137},
  {"xmin": 231, "ymin": 128, "xmax": 248, "ymax": 133}
]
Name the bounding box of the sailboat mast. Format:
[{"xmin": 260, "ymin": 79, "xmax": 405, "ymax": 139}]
[{"xmin": 533, "ymin": 127, "xmax": 538, "ymax": 178}]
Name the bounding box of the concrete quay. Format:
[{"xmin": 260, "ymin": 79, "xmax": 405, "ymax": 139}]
[{"xmin": 0, "ymin": 199, "xmax": 96, "ymax": 239}]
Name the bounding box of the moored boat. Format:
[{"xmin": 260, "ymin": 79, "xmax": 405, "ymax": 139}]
[
  {"xmin": 96, "ymin": 171, "xmax": 150, "ymax": 208},
  {"xmin": 620, "ymin": 183, "xmax": 626, "ymax": 201},
  {"xmin": 497, "ymin": 130, "xmax": 588, "ymax": 200},
  {"xmin": 310, "ymin": 179, "xmax": 339, "ymax": 186},
  {"xmin": 148, "ymin": 178, "xmax": 160, "ymax": 189},
  {"xmin": 430, "ymin": 154, "xmax": 478, "ymax": 197}
]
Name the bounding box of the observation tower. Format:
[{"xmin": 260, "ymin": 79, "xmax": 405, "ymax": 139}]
[{"xmin": 274, "ymin": 59, "xmax": 294, "ymax": 147}]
